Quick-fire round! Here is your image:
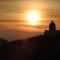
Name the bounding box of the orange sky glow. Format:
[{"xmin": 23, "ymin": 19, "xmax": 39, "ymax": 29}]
[{"xmin": 0, "ymin": 0, "xmax": 60, "ymax": 41}]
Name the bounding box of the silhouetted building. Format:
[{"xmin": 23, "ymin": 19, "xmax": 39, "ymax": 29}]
[
  {"xmin": 49, "ymin": 20, "xmax": 56, "ymax": 31},
  {"xmin": 44, "ymin": 20, "xmax": 60, "ymax": 36}
]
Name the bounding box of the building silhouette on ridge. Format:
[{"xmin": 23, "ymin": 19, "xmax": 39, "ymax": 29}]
[{"xmin": 44, "ymin": 20, "xmax": 60, "ymax": 36}]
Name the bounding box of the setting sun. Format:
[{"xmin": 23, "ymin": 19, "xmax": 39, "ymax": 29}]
[{"xmin": 26, "ymin": 10, "xmax": 40, "ymax": 26}]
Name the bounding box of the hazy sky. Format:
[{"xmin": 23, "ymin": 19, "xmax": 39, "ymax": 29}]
[{"xmin": 0, "ymin": 0, "xmax": 60, "ymax": 41}]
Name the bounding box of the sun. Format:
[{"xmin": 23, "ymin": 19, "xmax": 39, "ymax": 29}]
[{"xmin": 26, "ymin": 10, "xmax": 40, "ymax": 26}]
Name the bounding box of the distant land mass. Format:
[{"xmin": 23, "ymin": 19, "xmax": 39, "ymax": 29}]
[{"xmin": 0, "ymin": 29, "xmax": 43, "ymax": 42}]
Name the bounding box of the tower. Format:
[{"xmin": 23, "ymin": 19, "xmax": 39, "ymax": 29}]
[{"xmin": 49, "ymin": 20, "xmax": 56, "ymax": 31}]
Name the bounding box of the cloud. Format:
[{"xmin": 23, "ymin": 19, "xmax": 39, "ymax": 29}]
[{"xmin": 0, "ymin": 0, "xmax": 60, "ymax": 1}]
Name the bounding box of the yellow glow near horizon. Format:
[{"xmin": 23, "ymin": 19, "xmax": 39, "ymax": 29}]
[{"xmin": 26, "ymin": 10, "xmax": 40, "ymax": 26}]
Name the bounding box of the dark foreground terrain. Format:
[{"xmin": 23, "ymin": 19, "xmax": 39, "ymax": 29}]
[{"xmin": 0, "ymin": 35, "xmax": 60, "ymax": 60}]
